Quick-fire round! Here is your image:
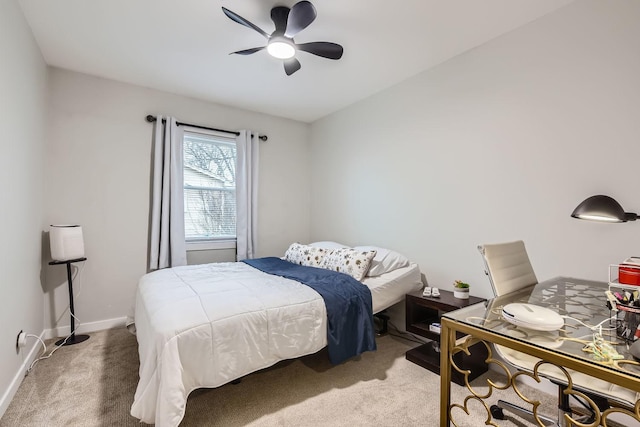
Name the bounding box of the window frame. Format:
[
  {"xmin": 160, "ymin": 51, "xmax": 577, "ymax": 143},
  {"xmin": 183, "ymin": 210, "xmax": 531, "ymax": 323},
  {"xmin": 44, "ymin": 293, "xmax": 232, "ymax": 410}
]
[{"xmin": 181, "ymin": 126, "xmax": 238, "ymax": 251}]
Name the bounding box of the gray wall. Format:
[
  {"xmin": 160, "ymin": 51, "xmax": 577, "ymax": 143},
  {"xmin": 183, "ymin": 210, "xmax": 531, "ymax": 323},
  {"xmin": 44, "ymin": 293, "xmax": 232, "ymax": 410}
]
[
  {"xmin": 43, "ymin": 68, "xmax": 311, "ymax": 334},
  {"xmin": 310, "ymin": 0, "xmax": 640, "ymax": 299},
  {"xmin": 0, "ymin": 0, "xmax": 48, "ymax": 415}
]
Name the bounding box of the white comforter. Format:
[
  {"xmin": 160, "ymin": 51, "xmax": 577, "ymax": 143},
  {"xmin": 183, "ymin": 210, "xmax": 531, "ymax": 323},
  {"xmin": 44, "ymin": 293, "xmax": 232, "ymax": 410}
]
[{"xmin": 130, "ymin": 262, "xmax": 328, "ymax": 426}]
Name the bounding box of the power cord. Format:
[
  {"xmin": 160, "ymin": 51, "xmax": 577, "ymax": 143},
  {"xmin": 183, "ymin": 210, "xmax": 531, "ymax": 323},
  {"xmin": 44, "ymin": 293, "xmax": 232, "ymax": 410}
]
[
  {"xmin": 562, "ymin": 314, "xmax": 618, "ymax": 333},
  {"xmin": 387, "ymin": 320, "xmax": 428, "ymax": 345},
  {"xmin": 26, "ymin": 314, "xmax": 83, "ymax": 375},
  {"xmin": 27, "ymin": 262, "xmax": 87, "ymax": 375},
  {"xmin": 71, "ymin": 260, "xmax": 86, "ymax": 300},
  {"xmin": 52, "ymin": 261, "xmax": 86, "ymax": 327},
  {"xmin": 19, "ymin": 333, "xmax": 50, "ymax": 375}
]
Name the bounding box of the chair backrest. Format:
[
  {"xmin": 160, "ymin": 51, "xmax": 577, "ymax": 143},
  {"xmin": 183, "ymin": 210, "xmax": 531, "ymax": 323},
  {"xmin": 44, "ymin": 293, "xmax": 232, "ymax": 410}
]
[{"xmin": 477, "ymin": 240, "xmax": 538, "ymax": 297}]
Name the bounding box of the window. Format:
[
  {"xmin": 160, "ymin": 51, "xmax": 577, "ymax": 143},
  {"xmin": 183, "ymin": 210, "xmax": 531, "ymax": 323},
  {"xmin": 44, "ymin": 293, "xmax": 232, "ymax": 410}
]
[{"xmin": 183, "ymin": 128, "xmax": 237, "ymax": 248}]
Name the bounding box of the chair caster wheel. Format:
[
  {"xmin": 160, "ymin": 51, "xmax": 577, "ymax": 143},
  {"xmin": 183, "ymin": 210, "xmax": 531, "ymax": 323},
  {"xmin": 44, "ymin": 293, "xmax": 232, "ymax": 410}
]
[{"xmin": 490, "ymin": 405, "xmax": 505, "ymax": 420}]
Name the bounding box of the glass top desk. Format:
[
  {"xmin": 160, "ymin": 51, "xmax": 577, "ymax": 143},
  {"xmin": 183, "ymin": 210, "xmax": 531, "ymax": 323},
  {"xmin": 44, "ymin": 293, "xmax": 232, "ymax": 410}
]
[{"xmin": 439, "ymin": 277, "xmax": 640, "ymax": 426}]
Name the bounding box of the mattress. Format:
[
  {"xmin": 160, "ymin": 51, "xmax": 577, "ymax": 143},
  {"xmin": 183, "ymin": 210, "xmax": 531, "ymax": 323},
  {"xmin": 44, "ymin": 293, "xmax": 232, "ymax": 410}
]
[
  {"xmin": 131, "ymin": 260, "xmax": 421, "ymax": 426},
  {"xmin": 364, "ymin": 262, "xmax": 422, "ymax": 313}
]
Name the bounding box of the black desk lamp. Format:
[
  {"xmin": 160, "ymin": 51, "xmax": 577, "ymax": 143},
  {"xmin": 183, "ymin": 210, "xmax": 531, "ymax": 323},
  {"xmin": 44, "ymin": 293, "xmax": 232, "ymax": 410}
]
[{"xmin": 571, "ymin": 195, "xmax": 638, "ymax": 223}]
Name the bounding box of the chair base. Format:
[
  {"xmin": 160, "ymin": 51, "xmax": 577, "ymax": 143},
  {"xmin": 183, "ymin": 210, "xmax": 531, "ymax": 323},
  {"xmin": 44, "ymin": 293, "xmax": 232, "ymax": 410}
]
[
  {"xmin": 493, "ymin": 400, "xmax": 557, "ymax": 426},
  {"xmin": 492, "ymin": 397, "xmax": 600, "ymax": 427}
]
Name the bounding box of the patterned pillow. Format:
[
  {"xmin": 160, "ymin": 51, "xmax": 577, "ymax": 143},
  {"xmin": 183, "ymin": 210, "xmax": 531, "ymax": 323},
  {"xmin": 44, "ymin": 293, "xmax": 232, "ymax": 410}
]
[
  {"xmin": 319, "ymin": 248, "xmax": 377, "ymax": 281},
  {"xmin": 284, "ymin": 243, "xmax": 327, "ymax": 268}
]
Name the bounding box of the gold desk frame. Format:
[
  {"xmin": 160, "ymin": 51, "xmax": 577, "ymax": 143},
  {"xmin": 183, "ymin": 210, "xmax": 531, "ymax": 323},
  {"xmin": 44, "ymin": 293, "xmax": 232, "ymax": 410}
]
[{"xmin": 439, "ymin": 317, "xmax": 640, "ymax": 426}]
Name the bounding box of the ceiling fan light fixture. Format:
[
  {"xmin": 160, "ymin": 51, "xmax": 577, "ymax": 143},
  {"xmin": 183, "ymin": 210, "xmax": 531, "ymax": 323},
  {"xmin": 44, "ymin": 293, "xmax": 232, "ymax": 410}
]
[
  {"xmin": 267, "ymin": 37, "xmax": 296, "ymax": 59},
  {"xmin": 223, "ymin": 2, "xmax": 342, "ymax": 75}
]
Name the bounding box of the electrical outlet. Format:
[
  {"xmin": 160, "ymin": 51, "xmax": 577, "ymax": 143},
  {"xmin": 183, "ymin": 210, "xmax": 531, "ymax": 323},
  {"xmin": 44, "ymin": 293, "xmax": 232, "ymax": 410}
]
[{"xmin": 16, "ymin": 330, "xmax": 26, "ymax": 349}]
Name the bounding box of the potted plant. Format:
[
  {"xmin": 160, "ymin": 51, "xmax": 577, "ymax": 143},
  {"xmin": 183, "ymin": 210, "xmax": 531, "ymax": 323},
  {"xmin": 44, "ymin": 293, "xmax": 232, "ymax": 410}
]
[{"xmin": 453, "ymin": 280, "xmax": 470, "ymax": 299}]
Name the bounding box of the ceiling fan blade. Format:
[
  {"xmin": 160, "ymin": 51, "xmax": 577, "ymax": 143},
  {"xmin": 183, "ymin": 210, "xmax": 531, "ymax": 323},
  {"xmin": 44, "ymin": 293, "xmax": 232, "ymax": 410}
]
[
  {"xmin": 270, "ymin": 6, "xmax": 290, "ymax": 36},
  {"xmin": 296, "ymin": 42, "xmax": 343, "ymax": 60},
  {"xmin": 284, "ymin": 1, "xmax": 316, "ymax": 38},
  {"xmin": 230, "ymin": 46, "xmax": 265, "ymax": 55},
  {"xmin": 284, "ymin": 58, "xmax": 301, "ymax": 76},
  {"xmin": 222, "ymin": 7, "xmax": 269, "ymax": 39}
]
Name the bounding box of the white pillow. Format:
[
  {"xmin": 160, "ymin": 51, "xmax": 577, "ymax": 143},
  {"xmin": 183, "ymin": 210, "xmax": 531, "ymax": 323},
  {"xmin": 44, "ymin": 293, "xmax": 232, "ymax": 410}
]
[
  {"xmin": 353, "ymin": 246, "xmax": 410, "ymax": 277},
  {"xmin": 309, "ymin": 241, "xmax": 348, "ymax": 250},
  {"xmin": 319, "ymin": 248, "xmax": 377, "ymax": 281},
  {"xmin": 284, "ymin": 243, "xmax": 327, "ymax": 268}
]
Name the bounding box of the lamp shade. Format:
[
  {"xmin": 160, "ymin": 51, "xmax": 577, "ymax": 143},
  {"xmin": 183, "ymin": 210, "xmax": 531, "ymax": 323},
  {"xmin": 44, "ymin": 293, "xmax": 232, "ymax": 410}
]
[
  {"xmin": 50, "ymin": 225, "xmax": 85, "ymax": 261},
  {"xmin": 571, "ymin": 195, "xmax": 637, "ymax": 223}
]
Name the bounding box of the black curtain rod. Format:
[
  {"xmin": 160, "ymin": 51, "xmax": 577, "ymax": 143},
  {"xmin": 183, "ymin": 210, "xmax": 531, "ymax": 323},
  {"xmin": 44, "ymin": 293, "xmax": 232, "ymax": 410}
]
[{"xmin": 145, "ymin": 115, "xmax": 268, "ymax": 141}]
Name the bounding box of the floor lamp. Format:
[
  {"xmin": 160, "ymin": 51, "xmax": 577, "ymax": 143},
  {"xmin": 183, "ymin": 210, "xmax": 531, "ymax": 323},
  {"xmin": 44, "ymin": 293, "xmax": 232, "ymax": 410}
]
[
  {"xmin": 49, "ymin": 225, "xmax": 89, "ymax": 346},
  {"xmin": 49, "ymin": 257, "xmax": 89, "ymax": 345}
]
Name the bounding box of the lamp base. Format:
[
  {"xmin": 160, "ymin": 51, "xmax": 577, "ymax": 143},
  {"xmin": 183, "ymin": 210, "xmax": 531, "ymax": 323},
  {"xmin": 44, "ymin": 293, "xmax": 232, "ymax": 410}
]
[{"xmin": 56, "ymin": 334, "xmax": 90, "ymax": 346}]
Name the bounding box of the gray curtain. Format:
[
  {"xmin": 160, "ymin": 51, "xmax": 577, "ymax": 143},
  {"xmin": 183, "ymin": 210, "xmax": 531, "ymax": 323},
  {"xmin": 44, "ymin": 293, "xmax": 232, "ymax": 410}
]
[
  {"xmin": 149, "ymin": 116, "xmax": 187, "ymax": 270},
  {"xmin": 235, "ymin": 130, "xmax": 259, "ymax": 260}
]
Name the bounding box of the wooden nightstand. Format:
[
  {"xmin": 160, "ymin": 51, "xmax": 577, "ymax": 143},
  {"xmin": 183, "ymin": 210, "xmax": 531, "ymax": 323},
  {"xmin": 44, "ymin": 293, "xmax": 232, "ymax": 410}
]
[{"xmin": 405, "ymin": 288, "xmax": 488, "ymax": 385}]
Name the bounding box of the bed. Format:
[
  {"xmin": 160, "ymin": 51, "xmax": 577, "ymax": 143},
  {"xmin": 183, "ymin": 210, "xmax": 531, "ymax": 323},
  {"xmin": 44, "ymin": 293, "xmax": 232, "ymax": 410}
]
[{"xmin": 130, "ymin": 242, "xmax": 421, "ymax": 426}]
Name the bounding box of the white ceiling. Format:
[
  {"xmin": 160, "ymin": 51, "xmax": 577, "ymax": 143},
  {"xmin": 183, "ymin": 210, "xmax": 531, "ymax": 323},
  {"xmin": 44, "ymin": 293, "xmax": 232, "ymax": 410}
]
[{"xmin": 18, "ymin": 0, "xmax": 575, "ymax": 123}]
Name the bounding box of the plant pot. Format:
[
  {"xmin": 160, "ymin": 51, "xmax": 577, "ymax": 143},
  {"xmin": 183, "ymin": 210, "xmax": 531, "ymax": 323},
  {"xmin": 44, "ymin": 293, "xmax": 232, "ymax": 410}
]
[{"xmin": 453, "ymin": 289, "xmax": 469, "ymax": 299}]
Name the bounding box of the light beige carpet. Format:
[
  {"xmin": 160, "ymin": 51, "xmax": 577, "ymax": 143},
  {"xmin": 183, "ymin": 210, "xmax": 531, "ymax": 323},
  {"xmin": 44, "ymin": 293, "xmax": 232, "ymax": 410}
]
[{"xmin": 0, "ymin": 327, "xmax": 585, "ymax": 426}]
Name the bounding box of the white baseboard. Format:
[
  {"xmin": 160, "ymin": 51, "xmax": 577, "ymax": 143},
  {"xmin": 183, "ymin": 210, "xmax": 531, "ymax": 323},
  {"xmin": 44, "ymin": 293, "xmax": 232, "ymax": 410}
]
[
  {"xmin": 0, "ymin": 330, "xmax": 46, "ymax": 419},
  {"xmin": 43, "ymin": 316, "xmax": 127, "ymax": 340}
]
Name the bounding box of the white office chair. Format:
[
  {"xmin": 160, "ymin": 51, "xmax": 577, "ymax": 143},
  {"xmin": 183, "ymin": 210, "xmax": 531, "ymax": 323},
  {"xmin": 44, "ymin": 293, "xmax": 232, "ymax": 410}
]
[
  {"xmin": 478, "ymin": 241, "xmax": 558, "ymax": 424},
  {"xmin": 478, "ymin": 240, "xmax": 538, "ymax": 297},
  {"xmin": 478, "ymin": 241, "xmax": 617, "ymax": 426}
]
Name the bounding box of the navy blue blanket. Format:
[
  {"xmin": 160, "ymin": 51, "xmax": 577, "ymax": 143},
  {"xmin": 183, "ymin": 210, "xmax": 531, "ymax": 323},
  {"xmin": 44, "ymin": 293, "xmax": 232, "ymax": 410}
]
[{"xmin": 243, "ymin": 257, "xmax": 377, "ymax": 364}]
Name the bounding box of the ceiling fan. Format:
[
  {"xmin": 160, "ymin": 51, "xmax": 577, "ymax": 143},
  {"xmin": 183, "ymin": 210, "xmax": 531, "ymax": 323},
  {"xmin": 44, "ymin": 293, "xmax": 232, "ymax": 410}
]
[{"xmin": 222, "ymin": 1, "xmax": 344, "ymax": 76}]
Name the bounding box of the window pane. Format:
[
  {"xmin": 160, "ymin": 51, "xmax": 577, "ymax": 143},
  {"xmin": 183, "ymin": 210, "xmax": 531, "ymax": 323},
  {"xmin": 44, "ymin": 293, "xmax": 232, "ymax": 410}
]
[
  {"xmin": 184, "ymin": 188, "xmax": 236, "ymax": 239},
  {"xmin": 183, "ymin": 130, "xmax": 237, "ymax": 240}
]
